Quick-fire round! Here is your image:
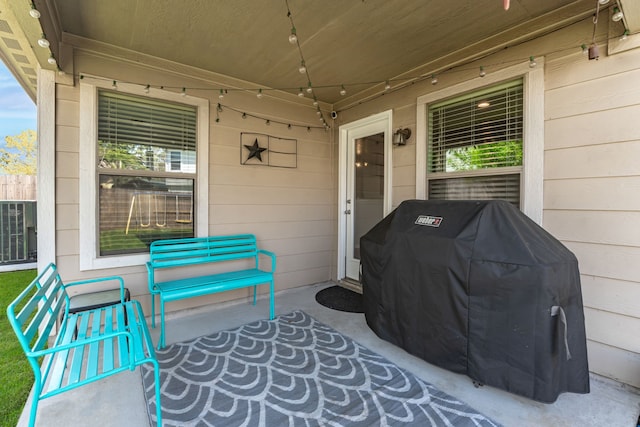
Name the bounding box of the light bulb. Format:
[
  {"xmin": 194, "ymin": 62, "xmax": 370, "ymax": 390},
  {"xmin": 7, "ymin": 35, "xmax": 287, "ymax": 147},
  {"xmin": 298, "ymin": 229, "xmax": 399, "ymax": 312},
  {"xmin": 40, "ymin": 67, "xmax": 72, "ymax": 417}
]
[
  {"xmin": 384, "ymin": 81, "xmax": 391, "ymax": 91},
  {"xmin": 29, "ymin": 5, "xmax": 41, "ymax": 19},
  {"xmin": 313, "ymin": 97, "xmax": 318, "ymax": 106},
  {"xmin": 612, "ymin": 7, "xmax": 623, "ymax": 22},
  {"xmin": 298, "ymin": 88, "xmax": 304, "ymax": 97},
  {"xmin": 479, "ymin": 66, "xmax": 486, "ymax": 77},
  {"xmin": 620, "ymin": 30, "xmax": 629, "ymax": 41},
  {"xmin": 306, "ymin": 82, "xmax": 313, "ymax": 93},
  {"xmin": 288, "ymin": 124, "xmax": 292, "ymax": 130},
  {"xmin": 581, "ymin": 44, "xmax": 588, "ymax": 54},
  {"xmin": 431, "ymin": 74, "xmax": 438, "ymax": 85},
  {"xmin": 266, "ymin": 120, "xmax": 270, "ymax": 126},
  {"xmin": 598, "ymin": 0, "xmax": 610, "ymax": 4},
  {"xmin": 144, "ymin": 84, "xmax": 150, "ymax": 94},
  {"xmin": 529, "ymin": 56, "xmax": 537, "ymax": 68},
  {"xmin": 289, "ymin": 27, "xmax": 297, "ymax": 44},
  {"xmin": 299, "ymin": 61, "xmax": 306, "ymax": 74},
  {"xmin": 257, "ymin": 89, "xmax": 263, "ymax": 99},
  {"xmin": 47, "ymin": 55, "xmax": 57, "ymax": 66},
  {"xmin": 111, "ymin": 80, "xmax": 117, "ymax": 89},
  {"xmin": 218, "ymin": 89, "xmax": 224, "ymax": 99},
  {"xmin": 316, "ymin": 110, "xmax": 321, "ymax": 116},
  {"xmin": 242, "ymin": 113, "xmax": 247, "ymax": 119},
  {"xmin": 37, "ymin": 35, "xmax": 49, "ymax": 48},
  {"xmin": 181, "ymin": 87, "xmax": 186, "ymax": 97},
  {"xmin": 340, "ymin": 85, "xmax": 346, "ymax": 96}
]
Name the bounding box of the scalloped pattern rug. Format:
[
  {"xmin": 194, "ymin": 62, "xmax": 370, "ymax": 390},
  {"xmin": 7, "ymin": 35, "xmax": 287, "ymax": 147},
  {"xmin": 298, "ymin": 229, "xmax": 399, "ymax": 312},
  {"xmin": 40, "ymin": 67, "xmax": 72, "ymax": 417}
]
[{"xmin": 141, "ymin": 311, "xmax": 500, "ymax": 427}]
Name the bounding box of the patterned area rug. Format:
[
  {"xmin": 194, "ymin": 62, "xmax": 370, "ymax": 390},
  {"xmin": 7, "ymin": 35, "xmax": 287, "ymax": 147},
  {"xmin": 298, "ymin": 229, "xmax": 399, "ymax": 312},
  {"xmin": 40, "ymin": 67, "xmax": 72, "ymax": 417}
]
[{"xmin": 141, "ymin": 311, "xmax": 500, "ymax": 427}]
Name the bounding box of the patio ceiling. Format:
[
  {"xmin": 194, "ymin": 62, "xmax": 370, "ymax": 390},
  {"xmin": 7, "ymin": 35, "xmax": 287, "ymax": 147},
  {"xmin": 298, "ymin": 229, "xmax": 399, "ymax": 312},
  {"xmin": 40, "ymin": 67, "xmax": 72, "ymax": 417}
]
[{"xmin": 2, "ymin": 0, "xmax": 637, "ymax": 104}]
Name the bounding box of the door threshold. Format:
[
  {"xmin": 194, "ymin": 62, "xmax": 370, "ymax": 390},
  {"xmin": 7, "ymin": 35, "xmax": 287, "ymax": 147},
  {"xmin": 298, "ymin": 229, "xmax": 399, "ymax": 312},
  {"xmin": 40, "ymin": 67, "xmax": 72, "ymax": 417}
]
[{"xmin": 338, "ymin": 278, "xmax": 362, "ymax": 294}]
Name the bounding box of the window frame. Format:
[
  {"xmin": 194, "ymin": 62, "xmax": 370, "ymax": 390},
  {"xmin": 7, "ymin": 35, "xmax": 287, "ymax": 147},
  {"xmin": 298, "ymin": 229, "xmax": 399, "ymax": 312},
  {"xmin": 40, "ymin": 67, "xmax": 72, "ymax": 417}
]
[
  {"xmin": 416, "ymin": 60, "xmax": 544, "ymax": 223},
  {"xmin": 79, "ymin": 77, "xmax": 209, "ymax": 271}
]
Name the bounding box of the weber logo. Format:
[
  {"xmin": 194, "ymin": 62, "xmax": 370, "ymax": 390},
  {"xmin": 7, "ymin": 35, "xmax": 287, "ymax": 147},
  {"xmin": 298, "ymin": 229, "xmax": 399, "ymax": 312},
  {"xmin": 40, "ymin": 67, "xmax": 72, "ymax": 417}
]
[{"xmin": 415, "ymin": 215, "xmax": 443, "ymax": 227}]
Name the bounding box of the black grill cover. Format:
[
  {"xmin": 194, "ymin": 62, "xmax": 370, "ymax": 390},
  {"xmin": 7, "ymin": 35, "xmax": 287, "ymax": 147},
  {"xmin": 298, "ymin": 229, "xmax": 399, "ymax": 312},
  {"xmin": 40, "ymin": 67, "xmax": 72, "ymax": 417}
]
[{"xmin": 360, "ymin": 199, "xmax": 589, "ymax": 403}]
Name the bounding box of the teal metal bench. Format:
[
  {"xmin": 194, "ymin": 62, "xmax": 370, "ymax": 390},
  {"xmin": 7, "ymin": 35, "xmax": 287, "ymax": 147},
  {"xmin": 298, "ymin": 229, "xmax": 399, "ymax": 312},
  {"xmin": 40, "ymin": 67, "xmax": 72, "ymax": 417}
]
[
  {"xmin": 146, "ymin": 234, "xmax": 277, "ymax": 349},
  {"xmin": 6, "ymin": 263, "xmax": 162, "ymax": 427}
]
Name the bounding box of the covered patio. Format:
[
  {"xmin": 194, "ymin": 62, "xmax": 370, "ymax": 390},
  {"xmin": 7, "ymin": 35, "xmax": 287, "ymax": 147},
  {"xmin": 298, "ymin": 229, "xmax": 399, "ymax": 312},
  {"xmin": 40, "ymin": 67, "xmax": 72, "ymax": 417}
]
[{"xmin": 2, "ymin": 0, "xmax": 640, "ymax": 425}]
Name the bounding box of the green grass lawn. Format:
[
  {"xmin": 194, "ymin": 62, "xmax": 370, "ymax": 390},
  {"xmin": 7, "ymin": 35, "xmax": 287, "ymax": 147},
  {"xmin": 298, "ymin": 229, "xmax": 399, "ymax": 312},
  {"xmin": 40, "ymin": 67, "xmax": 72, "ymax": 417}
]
[{"xmin": 0, "ymin": 268, "xmax": 37, "ymax": 427}]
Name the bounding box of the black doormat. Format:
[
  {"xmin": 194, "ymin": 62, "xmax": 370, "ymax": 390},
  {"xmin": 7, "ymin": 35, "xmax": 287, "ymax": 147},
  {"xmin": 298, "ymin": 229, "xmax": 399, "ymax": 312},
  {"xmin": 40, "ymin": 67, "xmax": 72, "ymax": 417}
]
[{"xmin": 315, "ymin": 285, "xmax": 364, "ymax": 313}]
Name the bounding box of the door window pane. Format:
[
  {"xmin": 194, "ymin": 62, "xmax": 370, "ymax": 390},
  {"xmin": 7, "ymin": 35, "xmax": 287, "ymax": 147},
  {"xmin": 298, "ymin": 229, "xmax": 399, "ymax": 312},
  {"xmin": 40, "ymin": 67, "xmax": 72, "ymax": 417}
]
[{"xmin": 353, "ymin": 133, "xmax": 384, "ymax": 259}]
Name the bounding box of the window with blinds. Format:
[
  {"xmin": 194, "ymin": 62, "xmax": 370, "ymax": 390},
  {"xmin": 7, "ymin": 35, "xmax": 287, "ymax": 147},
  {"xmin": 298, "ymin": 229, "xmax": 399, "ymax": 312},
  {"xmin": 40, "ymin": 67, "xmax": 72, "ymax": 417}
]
[
  {"xmin": 97, "ymin": 90, "xmax": 197, "ymax": 256},
  {"xmin": 427, "ymin": 80, "xmax": 523, "ymax": 207}
]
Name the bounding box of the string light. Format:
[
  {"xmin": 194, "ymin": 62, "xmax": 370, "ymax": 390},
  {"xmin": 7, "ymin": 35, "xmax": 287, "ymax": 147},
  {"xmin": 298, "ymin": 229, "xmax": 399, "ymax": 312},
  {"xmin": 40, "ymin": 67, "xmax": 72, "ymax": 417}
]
[
  {"xmin": 288, "ymin": 27, "xmax": 297, "ymax": 44},
  {"xmin": 214, "ymin": 102, "xmax": 326, "ymax": 131},
  {"xmin": 384, "ymin": 80, "xmax": 391, "ymax": 91},
  {"xmin": 620, "ymin": 30, "xmax": 629, "ymax": 41},
  {"xmin": 37, "ymin": 34, "xmax": 49, "ymax": 48},
  {"xmin": 47, "ymin": 55, "xmax": 57, "ymax": 66},
  {"xmin": 29, "ymin": 3, "xmax": 41, "ymax": 18},
  {"xmin": 529, "ymin": 56, "xmax": 537, "ymax": 68},
  {"xmin": 612, "ymin": 7, "xmax": 623, "ymax": 22},
  {"xmin": 286, "ymin": 0, "xmax": 328, "ymax": 124},
  {"xmin": 111, "ymin": 80, "xmax": 117, "ymax": 89},
  {"xmin": 78, "ymin": 32, "xmax": 601, "ymax": 123},
  {"xmin": 257, "ymin": 88, "xmax": 263, "ymax": 99},
  {"xmin": 144, "ymin": 84, "xmax": 150, "ymax": 93}
]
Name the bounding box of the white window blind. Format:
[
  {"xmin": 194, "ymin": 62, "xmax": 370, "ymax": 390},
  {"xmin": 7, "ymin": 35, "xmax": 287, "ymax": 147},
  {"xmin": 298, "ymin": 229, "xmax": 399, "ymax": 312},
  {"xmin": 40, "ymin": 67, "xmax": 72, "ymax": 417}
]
[
  {"xmin": 427, "ymin": 80, "xmax": 523, "ymax": 206},
  {"xmin": 98, "ymin": 90, "xmax": 197, "ymax": 171}
]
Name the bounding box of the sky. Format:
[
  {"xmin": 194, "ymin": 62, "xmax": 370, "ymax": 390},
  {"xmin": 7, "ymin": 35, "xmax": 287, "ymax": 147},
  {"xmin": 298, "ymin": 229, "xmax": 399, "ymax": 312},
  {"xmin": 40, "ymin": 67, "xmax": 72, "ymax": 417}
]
[{"xmin": 0, "ymin": 60, "xmax": 37, "ymax": 142}]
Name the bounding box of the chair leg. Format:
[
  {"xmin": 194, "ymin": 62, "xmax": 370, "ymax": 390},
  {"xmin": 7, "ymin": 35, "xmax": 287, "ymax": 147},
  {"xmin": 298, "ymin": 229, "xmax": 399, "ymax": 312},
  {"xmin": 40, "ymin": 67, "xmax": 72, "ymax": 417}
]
[
  {"xmin": 28, "ymin": 383, "xmax": 41, "ymax": 427},
  {"xmin": 269, "ymin": 280, "xmax": 275, "ymax": 320},
  {"xmin": 252, "ymin": 284, "xmax": 257, "ymax": 306},
  {"xmin": 151, "ymin": 359, "xmax": 163, "ymax": 426},
  {"xmin": 158, "ymin": 300, "xmax": 165, "ymax": 350},
  {"xmin": 151, "ymin": 293, "xmax": 156, "ymax": 328}
]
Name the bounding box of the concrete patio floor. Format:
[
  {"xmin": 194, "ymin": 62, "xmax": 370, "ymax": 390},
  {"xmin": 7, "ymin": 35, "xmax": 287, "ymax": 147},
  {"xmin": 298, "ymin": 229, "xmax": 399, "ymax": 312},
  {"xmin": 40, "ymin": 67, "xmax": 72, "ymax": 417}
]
[{"xmin": 17, "ymin": 282, "xmax": 640, "ymax": 426}]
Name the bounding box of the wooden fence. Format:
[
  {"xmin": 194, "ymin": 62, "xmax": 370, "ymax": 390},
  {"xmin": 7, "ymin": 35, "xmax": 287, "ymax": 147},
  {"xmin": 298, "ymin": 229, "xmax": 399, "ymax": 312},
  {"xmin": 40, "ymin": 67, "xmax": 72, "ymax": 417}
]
[{"xmin": 0, "ymin": 175, "xmax": 37, "ymax": 200}]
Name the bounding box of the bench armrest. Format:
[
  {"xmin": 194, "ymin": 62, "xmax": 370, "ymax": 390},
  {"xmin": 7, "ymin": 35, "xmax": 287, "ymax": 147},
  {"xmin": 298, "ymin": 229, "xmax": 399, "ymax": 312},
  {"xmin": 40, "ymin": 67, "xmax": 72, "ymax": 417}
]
[
  {"xmin": 65, "ymin": 276, "xmax": 127, "ymax": 304},
  {"xmin": 257, "ymin": 249, "xmax": 277, "ymax": 272},
  {"xmin": 31, "ymin": 329, "xmax": 138, "ymax": 369}
]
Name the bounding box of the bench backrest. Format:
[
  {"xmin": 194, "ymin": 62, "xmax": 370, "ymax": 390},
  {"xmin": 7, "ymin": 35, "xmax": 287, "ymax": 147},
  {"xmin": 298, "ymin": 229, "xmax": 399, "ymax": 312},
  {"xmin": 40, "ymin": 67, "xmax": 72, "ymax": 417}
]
[
  {"xmin": 6, "ymin": 263, "xmax": 69, "ymax": 361},
  {"xmin": 148, "ymin": 234, "xmax": 259, "ymax": 270}
]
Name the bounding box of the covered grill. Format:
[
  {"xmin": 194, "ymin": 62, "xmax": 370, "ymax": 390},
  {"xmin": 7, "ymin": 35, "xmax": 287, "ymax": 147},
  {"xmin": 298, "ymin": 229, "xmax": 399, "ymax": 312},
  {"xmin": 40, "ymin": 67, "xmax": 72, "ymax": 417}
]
[{"xmin": 360, "ymin": 199, "xmax": 589, "ymax": 403}]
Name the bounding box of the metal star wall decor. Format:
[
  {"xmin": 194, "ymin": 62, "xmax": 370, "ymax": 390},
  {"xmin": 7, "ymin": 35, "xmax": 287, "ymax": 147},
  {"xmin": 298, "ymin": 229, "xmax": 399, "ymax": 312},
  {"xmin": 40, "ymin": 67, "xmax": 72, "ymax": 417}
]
[
  {"xmin": 240, "ymin": 133, "xmax": 297, "ymax": 168},
  {"xmin": 244, "ymin": 138, "xmax": 268, "ymax": 162}
]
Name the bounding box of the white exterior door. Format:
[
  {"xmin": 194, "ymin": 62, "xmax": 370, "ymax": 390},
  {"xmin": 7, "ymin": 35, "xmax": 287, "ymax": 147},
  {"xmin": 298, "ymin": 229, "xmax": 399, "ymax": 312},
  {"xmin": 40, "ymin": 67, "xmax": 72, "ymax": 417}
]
[{"xmin": 338, "ymin": 111, "xmax": 392, "ymax": 281}]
